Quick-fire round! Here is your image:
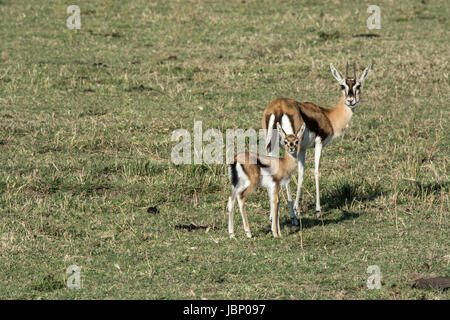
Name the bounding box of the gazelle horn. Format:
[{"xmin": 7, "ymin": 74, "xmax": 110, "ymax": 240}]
[
  {"xmin": 346, "ymin": 62, "xmax": 349, "ymax": 78},
  {"xmin": 353, "ymin": 62, "xmax": 356, "ymax": 79}
]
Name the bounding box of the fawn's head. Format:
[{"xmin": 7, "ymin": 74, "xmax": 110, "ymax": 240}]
[
  {"xmin": 277, "ymin": 123, "xmax": 306, "ymax": 157},
  {"xmin": 330, "ymin": 62, "xmax": 372, "ymax": 108}
]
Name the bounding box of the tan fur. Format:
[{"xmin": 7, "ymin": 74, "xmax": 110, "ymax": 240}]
[
  {"xmin": 323, "ymin": 96, "xmax": 353, "ymax": 137},
  {"xmin": 229, "ymin": 127, "xmax": 305, "ymax": 238},
  {"xmin": 273, "ymin": 154, "xmax": 298, "ymax": 182},
  {"xmin": 260, "ymin": 62, "xmax": 371, "ymax": 220},
  {"xmin": 234, "ymin": 152, "xmax": 261, "ymax": 190},
  {"xmin": 272, "ymin": 186, "xmax": 280, "ymax": 235},
  {"xmin": 234, "ymin": 132, "xmax": 300, "ymax": 185},
  {"xmin": 262, "ymin": 98, "xmax": 303, "ymax": 133},
  {"xmin": 263, "ymin": 97, "xmax": 351, "ymax": 141}
]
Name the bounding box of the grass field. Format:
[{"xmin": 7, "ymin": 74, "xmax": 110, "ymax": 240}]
[{"xmin": 0, "ymin": 0, "xmax": 448, "ymax": 299}]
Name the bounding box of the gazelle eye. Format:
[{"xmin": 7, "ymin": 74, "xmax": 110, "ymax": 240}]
[{"xmin": 340, "ymin": 85, "xmax": 345, "ymax": 90}]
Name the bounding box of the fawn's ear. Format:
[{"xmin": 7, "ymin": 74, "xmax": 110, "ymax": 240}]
[
  {"xmin": 358, "ymin": 63, "xmax": 372, "ymax": 84},
  {"xmin": 297, "ymin": 123, "xmax": 306, "ymax": 139},
  {"xmin": 330, "ymin": 63, "xmax": 344, "ymax": 84},
  {"xmin": 276, "ymin": 122, "xmax": 286, "ymax": 140}
]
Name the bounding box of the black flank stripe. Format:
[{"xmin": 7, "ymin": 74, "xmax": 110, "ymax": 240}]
[{"xmin": 257, "ymin": 158, "xmax": 270, "ymax": 168}]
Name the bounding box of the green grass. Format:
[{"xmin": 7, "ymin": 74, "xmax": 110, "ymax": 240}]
[{"xmin": 0, "ymin": 0, "xmax": 449, "ymax": 299}]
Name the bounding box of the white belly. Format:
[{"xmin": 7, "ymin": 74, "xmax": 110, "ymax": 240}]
[
  {"xmin": 260, "ymin": 171, "xmax": 274, "ymax": 189},
  {"xmin": 300, "ymin": 128, "xmax": 334, "ymax": 149},
  {"xmin": 280, "ymin": 176, "xmax": 291, "ymax": 187},
  {"xmin": 300, "ymin": 128, "xmax": 316, "ymax": 149}
]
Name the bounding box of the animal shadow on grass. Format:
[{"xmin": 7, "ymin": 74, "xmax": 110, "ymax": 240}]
[
  {"xmin": 353, "ymin": 33, "xmax": 380, "ymax": 38},
  {"xmin": 320, "ymin": 180, "xmax": 384, "ymax": 211},
  {"xmin": 273, "ymin": 210, "xmax": 359, "ymax": 236},
  {"xmin": 270, "ymin": 181, "xmax": 385, "ymax": 235}
]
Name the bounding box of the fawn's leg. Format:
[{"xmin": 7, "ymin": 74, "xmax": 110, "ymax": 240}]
[
  {"xmin": 228, "ymin": 191, "xmax": 237, "ymax": 238},
  {"xmin": 237, "ymin": 186, "xmax": 254, "ymax": 238},
  {"xmin": 268, "ymin": 187, "xmax": 276, "ymax": 237},
  {"xmin": 270, "ymin": 185, "xmax": 281, "ymax": 237},
  {"xmin": 274, "ymin": 185, "xmax": 282, "ymax": 237},
  {"xmin": 266, "ymin": 125, "xmax": 279, "ymax": 224}
]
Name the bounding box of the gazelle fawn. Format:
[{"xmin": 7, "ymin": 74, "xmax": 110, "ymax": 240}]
[
  {"xmin": 262, "ymin": 62, "xmax": 372, "ymax": 224},
  {"xmin": 228, "ymin": 123, "xmax": 306, "ymax": 238}
]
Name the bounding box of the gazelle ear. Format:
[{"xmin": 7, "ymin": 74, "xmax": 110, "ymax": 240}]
[
  {"xmin": 276, "ymin": 122, "xmax": 286, "ymax": 140},
  {"xmin": 330, "ymin": 63, "xmax": 344, "ymax": 84},
  {"xmin": 297, "ymin": 123, "xmax": 306, "ymax": 139},
  {"xmin": 358, "ymin": 63, "xmax": 372, "ymax": 83}
]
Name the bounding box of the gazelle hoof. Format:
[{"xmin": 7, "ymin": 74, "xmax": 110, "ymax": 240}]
[
  {"xmin": 316, "ymin": 210, "xmax": 322, "ymax": 218},
  {"xmin": 229, "ymin": 233, "xmax": 235, "ymax": 238},
  {"xmin": 246, "ymin": 232, "xmax": 252, "ymax": 238},
  {"xmin": 291, "ymin": 217, "xmax": 299, "ymax": 226},
  {"xmin": 273, "ymin": 233, "xmax": 282, "ymax": 238}
]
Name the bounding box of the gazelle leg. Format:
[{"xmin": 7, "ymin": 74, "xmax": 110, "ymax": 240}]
[
  {"xmin": 267, "ymin": 129, "xmax": 279, "ymax": 224},
  {"xmin": 274, "ymin": 186, "xmax": 281, "ymax": 237},
  {"xmin": 269, "ymin": 183, "xmax": 274, "ymax": 223},
  {"xmin": 294, "ymin": 148, "xmax": 306, "ymax": 216},
  {"xmin": 268, "ymin": 187, "xmax": 276, "ymax": 237},
  {"xmin": 285, "ymin": 183, "xmax": 299, "ymax": 226},
  {"xmin": 314, "ymin": 138, "xmax": 323, "ymax": 217},
  {"xmin": 237, "ymin": 191, "xmax": 252, "ymax": 238},
  {"xmin": 227, "ymin": 191, "xmax": 237, "ymax": 238},
  {"xmin": 270, "ymin": 185, "xmax": 281, "ymax": 237},
  {"xmin": 276, "ymin": 190, "xmax": 282, "ymax": 237}
]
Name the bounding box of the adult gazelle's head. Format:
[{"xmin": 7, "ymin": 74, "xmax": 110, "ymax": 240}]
[{"xmin": 330, "ymin": 62, "xmax": 372, "ymax": 108}]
